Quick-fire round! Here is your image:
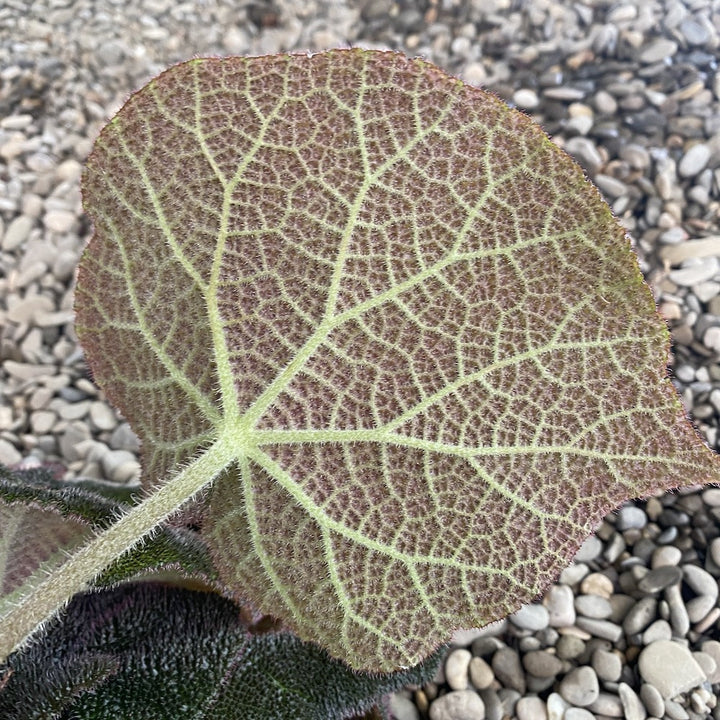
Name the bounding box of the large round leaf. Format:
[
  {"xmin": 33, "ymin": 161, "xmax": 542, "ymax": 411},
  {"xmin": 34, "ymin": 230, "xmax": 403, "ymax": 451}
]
[{"xmin": 76, "ymin": 49, "xmax": 720, "ymax": 671}]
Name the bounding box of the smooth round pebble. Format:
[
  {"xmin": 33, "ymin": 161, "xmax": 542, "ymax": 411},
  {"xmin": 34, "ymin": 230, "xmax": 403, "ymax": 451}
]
[
  {"xmin": 522, "ymin": 650, "xmax": 563, "ymax": 678},
  {"xmin": 588, "ymin": 692, "xmax": 624, "ymax": 717},
  {"xmin": 574, "ymin": 594, "xmax": 612, "ymax": 619},
  {"xmin": 574, "ymin": 536, "xmax": 603, "ymax": 563},
  {"xmin": 510, "ymin": 603, "xmax": 549, "ymax": 632},
  {"xmin": 469, "ymin": 656, "xmax": 494, "ymax": 691},
  {"xmin": 543, "ymin": 584, "xmax": 576, "ymax": 627},
  {"xmin": 559, "ymin": 666, "xmax": 599, "ymax": 707},
  {"xmin": 564, "ymin": 709, "xmax": 595, "ymax": 720},
  {"xmin": 592, "ymin": 648, "xmax": 622, "ymax": 682},
  {"xmin": 445, "ymin": 649, "xmax": 472, "ymax": 690},
  {"xmin": 640, "ymin": 683, "xmax": 665, "ymax": 718},
  {"xmin": 637, "ymin": 565, "xmax": 682, "ymax": 593},
  {"xmin": 616, "ymin": 504, "xmax": 647, "ymax": 530},
  {"xmin": 390, "ymin": 694, "xmax": 421, "ymax": 720},
  {"xmin": 515, "ymin": 696, "xmax": 546, "ymax": 720},
  {"xmin": 678, "ymin": 143, "xmax": 711, "ymax": 178},
  {"xmin": 491, "ymin": 648, "xmax": 525, "ymax": 694},
  {"xmin": 546, "ymin": 693, "xmax": 569, "ymax": 720},
  {"xmin": 618, "ymin": 683, "xmax": 646, "ymax": 720},
  {"xmin": 651, "ymin": 545, "xmax": 682, "ymax": 568},
  {"xmin": 638, "ymin": 640, "xmax": 707, "ymax": 698},
  {"xmin": 513, "ymin": 88, "xmax": 539, "ymax": 110},
  {"xmin": 429, "ymin": 690, "xmax": 485, "ymax": 720},
  {"xmin": 579, "ymin": 573, "xmax": 614, "ymax": 598}
]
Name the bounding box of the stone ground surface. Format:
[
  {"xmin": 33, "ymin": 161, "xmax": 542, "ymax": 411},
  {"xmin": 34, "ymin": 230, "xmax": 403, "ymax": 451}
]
[{"xmin": 2, "ymin": 1, "xmax": 720, "ymax": 719}]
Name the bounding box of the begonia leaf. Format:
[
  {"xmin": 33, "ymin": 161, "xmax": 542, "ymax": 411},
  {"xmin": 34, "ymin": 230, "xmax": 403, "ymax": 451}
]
[{"xmin": 72, "ymin": 49, "xmax": 720, "ymax": 670}]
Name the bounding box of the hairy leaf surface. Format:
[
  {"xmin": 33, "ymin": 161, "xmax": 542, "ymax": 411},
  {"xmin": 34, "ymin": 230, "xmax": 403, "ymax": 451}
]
[
  {"xmin": 0, "ymin": 464, "xmax": 218, "ymax": 599},
  {"xmin": 0, "ymin": 583, "xmax": 442, "ymax": 719},
  {"xmin": 75, "ymin": 49, "xmax": 720, "ymax": 670}
]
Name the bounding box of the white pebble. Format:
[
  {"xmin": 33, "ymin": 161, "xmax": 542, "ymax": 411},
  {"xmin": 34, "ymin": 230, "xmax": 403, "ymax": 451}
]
[
  {"xmin": 513, "ymin": 88, "xmax": 539, "ymax": 110},
  {"xmin": 429, "ymin": 690, "xmax": 485, "ymax": 720},
  {"xmin": 445, "ymin": 648, "xmax": 471, "ymax": 690},
  {"xmin": 638, "ymin": 640, "xmax": 707, "ymax": 698},
  {"xmin": 678, "ymin": 143, "xmax": 711, "ymax": 178},
  {"xmin": 516, "ymin": 696, "xmax": 546, "ymax": 720},
  {"xmin": 559, "ymin": 666, "xmax": 599, "ymax": 707},
  {"xmin": 510, "ymin": 603, "xmax": 549, "ymax": 631}
]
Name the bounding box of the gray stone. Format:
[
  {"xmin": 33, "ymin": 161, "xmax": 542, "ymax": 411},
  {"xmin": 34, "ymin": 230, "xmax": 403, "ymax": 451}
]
[
  {"xmin": 509, "ymin": 603, "xmax": 549, "ymax": 631},
  {"xmin": 591, "ymin": 648, "xmax": 622, "ymax": 682},
  {"xmin": 616, "ymin": 504, "xmax": 647, "ymax": 530},
  {"xmin": 638, "ymin": 640, "xmax": 707, "ymax": 698},
  {"xmin": 545, "ymin": 693, "xmax": 569, "ymax": 720},
  {"xmin": 563, "ymin": 137, "xmax": 603, "ymax": 173},
  {"xmin": 642, "ymin": 619, "xmax": 672, "ymax": 645},
  {"xmin": 683, "ymin": 564, "xmax": 718, "ymax": 598},
  {"xmin": 587, "ymin": 692, "xmax": 624, "ymax": 717},
  {"xmin": 669, "ymin": 257, "xmax": 719, "ymax": 286},
  {"xmin": 513, "ymin": 89, "xmax": 539, "ymax": 110},
  {"xmin": 665, "ymin": 584, "xmax": 690, "ymax": 636},
  {"xmin": 574, "ymin": 617, "xmax": 623, "ymax": 642},
  {"xmin": 0, "ymin": 438, "xmax": 22, "ymax": 465},
  {"xmin": 663, "ymin": 699, "xmax": 689, "ymax": 720},
  {"xmin": 543, "ymin": 584, "xmax": 576, "ymax": 627},
  {"xmin": 2, "ymin": 214, "xmax": 33, "ymax": 251},
  {"xmin": 89, "ymin": 401, "xmax": 117, "ymax": 431},
  {"xmin": 445, "ymin": 648, "xmax": 472, "ymax": 690},
  {"xmin": 574, "ymin": 594, "xmax": 612, "ymax": 619},
  {"xmin": 559, "ymin": 666, "xmax": 599, "ymax": 707},
  {"xmin": 390, "ymin": 694, "xmax": 420, "ymax": 720},
  {"xmin": 618, "ymin": 683, "xmax": 646, "ymax": 720},
  {"xmin": 469, "ymin": 656, "xmax": 494, "ymax": 690},
  {"xmin": 491, "ymin": 647, "xmax": 525, "ymax": 694},
  {"xmin": 515, "ymin": 696, "xmax": 546, "ymax": 720},
  {"xmin": 564, "ymin": 710, "xmax": 594, "ymax": 720},
  {"xmin": 700, "ymin": 640, "xmax": 720, "ymax": 683},
  {"xmin": 522, "ymin": 650, "xmax": 563, "ymax": 678},
  {"xmin": 429, "ymin": 690, "xmax": 485, "ymax": 720},
  {"xmin": 6, "ymin": 295, "xmax": 55, "ymax": 324},
  {"xmin": 679, "ymin": 143, "xmax": 711, "ymax": 178},
  {"xmin": 638, "ymin": 38, "xmax": 678, "ymax": 64},
  {"xmin": 637, "ymin": 565, "xmax": 682, "ymax": 593},
  {"xmin": 640, "ymin": 683, "xmax": 665, "ymax": 718}
]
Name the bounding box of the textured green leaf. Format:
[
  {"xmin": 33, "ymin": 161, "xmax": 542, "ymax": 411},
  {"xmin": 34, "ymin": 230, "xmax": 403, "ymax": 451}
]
[
  {"xmin": 73, "ymin": 49, "xmax": 720, "ymax": 670},
  {"xmin": 0, "ymin": 583, "xmax": 442, "ymax": 720},
  {"xmin": 0, "ymin": 463, "xmax": 218, "ymax": 598},
  {"xmin": 0, "ymin": 465, "xmax": 93, "ymax": 616}
]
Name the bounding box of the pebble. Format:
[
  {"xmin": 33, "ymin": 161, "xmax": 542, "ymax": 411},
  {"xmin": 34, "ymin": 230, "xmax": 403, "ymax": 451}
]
[
  {"xmin": 564, "ymin": 709, "xmax": 594, "ymax": 720},
  {"xmin": 390, "ymin": 694, "xmax": 420, "ymax": 720},
  {"xmin": 637, "ymin": 565, "xmax": 682, "ymax": 593},
  {"xmin": 468, "ymin": 656, "xmax": 494, "ymax": 690},
  {"xmin": 509, "ymin": 604, "xmax": 549, "ymax": 632},
  {"xmin": 669, "ymin": 257, "xmax": 720, "ymax": 287},
  {"xmin": 429, "ymin": 690, "xmax": 485, "ymax": 720},
  {"xmin": 618, "ymin": 683, "xmax": 646, "ymax": 720},
  {"xmin": 638, "ymin": 38, "xmax": 678, "ymax": 64},
  {"xmin": 559, "ymin": 666, "xmax": 599, "ymax": 707},
  {"xmin": 678, "ymin": 143, "xmax": 711, "ymax": 178},
  {"xmin": 522, "ymin": 650, "xmax": 563, "ymax": 678},
  {"xmin": 546, "ymin": 693, "xmax": 569, "ymax": 720},
  {"xmin": 623, "ymin": 597, "xmax": 657, "ymax": 634},
  {"xmin": 492, "ymin": 647, "xmax": 525, "ymax": 694},
  {"xmin": 579, "ymin": 573, "xmax": 614, "ymax": 599},
  {"xmin": 515, "ymin": 696, "xmax": 546, "ymax": 720},
  {"xmin": 513, "ymin": 88, "xmax": 539, "ymax": 110},
  {"xmin": 543, "ymin": 584, "xmax": 576, "ymax": 627},
  {"xmin": 574, "ymin": 617, "xmax": 623, "ymax": 642},
  {"xmin": 587, "ymin": 692, "xmax": 624, "ymax": 717},
  {"xmin": 640, "ymin": 683, "xmax": 665, "ymax": 718},
  {"xmin": 592, "ymin": 648, "xmax": 622, "ymax": 682},
  {"xmin": 445, "ymin": 649, "xmax": 471, "ymax": 690},
  {"xmin": 574, "ymin": 594, "xmax": 612, "ymax": 620},
  {"xmin": 2, "ymin": 214, "xmax": 33, "ymax": 251},
  {"xmin": 638, "ymin": 641, "xmax": 707, "ymax": 698}
]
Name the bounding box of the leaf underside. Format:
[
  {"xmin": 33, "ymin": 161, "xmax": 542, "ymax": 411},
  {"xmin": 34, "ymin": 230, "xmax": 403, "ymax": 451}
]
[{"xmin": 75, "ymin": 49, "xmax": 720, "ymax": 671}]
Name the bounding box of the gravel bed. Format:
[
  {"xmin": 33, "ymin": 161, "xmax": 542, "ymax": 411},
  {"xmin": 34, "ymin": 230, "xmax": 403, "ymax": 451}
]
[{"xmin": 2, "ymin": 1, "xmax": 720, "ymax": 719}]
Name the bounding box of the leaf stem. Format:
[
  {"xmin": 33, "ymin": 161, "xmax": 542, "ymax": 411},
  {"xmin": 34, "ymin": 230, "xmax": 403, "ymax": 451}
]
[{"xmin": 0, "ymin": 437, "xmax": 235, "ymax": 662}]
